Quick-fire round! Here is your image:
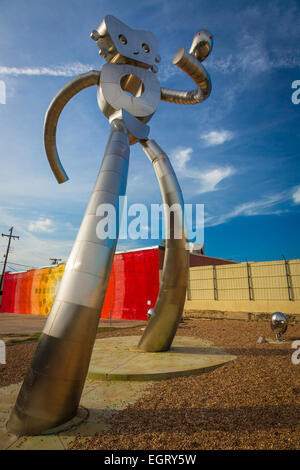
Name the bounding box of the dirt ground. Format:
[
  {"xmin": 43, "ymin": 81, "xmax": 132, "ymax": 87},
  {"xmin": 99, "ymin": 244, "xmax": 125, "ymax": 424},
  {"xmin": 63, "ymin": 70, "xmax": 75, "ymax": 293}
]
[{"xmin": 1, "ymin": 318, "xmax": 299, "ymax": 450}]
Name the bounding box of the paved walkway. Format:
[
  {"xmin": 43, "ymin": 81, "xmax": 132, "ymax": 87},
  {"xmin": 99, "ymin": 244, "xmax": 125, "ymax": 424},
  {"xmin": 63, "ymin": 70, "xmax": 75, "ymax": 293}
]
[{"xmin": 0, "ymin": 312, "xmax": 145, "ymax": 336}]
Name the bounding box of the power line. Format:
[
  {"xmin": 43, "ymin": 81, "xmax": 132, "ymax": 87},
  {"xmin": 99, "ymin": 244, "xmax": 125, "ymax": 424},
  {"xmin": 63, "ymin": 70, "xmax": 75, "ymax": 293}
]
[
  {"xmin": 0, "ymin": 261, "xmax": 37, "ymax": 269},
  {"xmin": 6, "ymin": 264, "xmax": 18, "ymax": 272}
]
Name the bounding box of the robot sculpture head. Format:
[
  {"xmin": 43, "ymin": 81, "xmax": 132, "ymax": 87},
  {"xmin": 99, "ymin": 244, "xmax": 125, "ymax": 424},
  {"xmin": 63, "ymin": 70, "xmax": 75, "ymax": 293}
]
[
  {"xmin": 91, "ymin": 16, "xmax": 162, "ymax": 142},
  {"xmin": 90, "ymin": 15, "xmax": 160, "ymax": 69}
]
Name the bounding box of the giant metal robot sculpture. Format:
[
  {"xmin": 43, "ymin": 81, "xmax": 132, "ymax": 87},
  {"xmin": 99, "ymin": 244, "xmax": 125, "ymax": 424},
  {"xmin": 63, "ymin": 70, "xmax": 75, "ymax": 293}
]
[{"xmin": 8, "ymin": 15, "xmax": 213, "ymax": 435}]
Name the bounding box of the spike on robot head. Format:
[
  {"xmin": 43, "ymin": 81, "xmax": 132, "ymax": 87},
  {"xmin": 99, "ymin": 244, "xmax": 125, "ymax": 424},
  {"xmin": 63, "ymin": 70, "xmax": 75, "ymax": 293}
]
[{"xmin": 91, "ymin": 15, "xmax": 159, "ymax": 68}]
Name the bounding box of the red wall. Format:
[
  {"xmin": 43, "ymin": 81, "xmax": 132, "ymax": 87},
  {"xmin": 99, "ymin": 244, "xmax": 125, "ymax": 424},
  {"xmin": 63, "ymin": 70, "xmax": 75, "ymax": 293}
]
[
  {"xmin": 101, "ymin": 248, "xmax": 160, "ymax": 320},
  {"xmin": 1, "ymin": 271, "xmax": 17, "ymax": 313}
]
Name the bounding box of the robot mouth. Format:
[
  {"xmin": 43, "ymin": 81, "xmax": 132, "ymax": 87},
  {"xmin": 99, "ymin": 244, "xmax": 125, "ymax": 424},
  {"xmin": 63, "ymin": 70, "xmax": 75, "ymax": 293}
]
[{"xmin": 133, "ymin": 51, "xmax": 139, "ymax": 55}]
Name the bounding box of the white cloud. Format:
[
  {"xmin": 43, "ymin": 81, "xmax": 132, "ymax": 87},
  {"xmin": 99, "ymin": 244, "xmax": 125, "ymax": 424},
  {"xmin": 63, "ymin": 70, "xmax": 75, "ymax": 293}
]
[
  {"xmin": 28, "ymin": 218, "xmax": 56, "ymax": 233},
  {"xmin": 206, "ymin": 193, "xmax": 287, "ymax": 227},
  {"xmin": 0, "ymin": 63, "xmax": 97, "ymax": 77},
  {"xmin": 170, "ymin": 147, "xmax": 236, "ymax": 194},
  {"xmin": 208, "ymin": 33, "xmax": 300, "ymax": 75},
  {"xmin": 0, "ymin": 206, "xmax": 74, "ymax": 268},
  {"xmin": 292, "ymin": 186, "xmax": 300, "ymax": 204},
  {"xmin": 199, "ymin": 167, "xmax": 236, "ymax": 193},
  {"xmin": 158, "ymin": 61, "xmax": 179, "ymax": 82},
  {"xmin": 171, "ymin": 147, "xmax": 193, "ymax": 171},
  {"xmin": 200, "ymin": 130, "xmax": 235, "ymax": 146}
]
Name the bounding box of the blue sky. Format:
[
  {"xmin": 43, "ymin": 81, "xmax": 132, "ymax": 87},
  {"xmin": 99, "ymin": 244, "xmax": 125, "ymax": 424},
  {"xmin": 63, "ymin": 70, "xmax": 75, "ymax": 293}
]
[{"xmin": 0, "ymin": 0, "xmax": 299, "ymax": 269}]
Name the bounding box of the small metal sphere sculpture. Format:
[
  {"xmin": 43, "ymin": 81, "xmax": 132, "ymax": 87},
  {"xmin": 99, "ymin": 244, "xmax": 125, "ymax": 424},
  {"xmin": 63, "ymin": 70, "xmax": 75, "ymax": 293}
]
[
  {"xmin": 147, "ymin": 308, "xmax": 154, "ymax": 320},
  {"xmin": 271, "ymin": 312, "xmax": 288, "ymax": 341}
]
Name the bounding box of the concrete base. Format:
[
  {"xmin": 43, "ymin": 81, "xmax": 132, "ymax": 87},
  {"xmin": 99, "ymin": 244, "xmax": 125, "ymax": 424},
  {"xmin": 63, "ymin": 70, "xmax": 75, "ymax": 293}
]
[{"xmin": 88, "ymin": 336, "xmax": 236, "ymax": 381}]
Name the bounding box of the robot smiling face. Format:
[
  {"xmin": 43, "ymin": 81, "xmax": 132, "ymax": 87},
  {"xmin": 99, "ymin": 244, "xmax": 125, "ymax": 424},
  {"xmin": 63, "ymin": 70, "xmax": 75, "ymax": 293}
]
[{"xmin": 91, "ymin": 15, "xmax": 160, "ymax": 68}]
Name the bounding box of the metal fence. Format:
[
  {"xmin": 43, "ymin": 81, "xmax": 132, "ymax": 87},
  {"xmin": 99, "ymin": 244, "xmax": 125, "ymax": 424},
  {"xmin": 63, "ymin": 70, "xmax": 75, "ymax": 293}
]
[{"xmin": 188, "ymin": 259, "xmax": 300, "ymax": 301}]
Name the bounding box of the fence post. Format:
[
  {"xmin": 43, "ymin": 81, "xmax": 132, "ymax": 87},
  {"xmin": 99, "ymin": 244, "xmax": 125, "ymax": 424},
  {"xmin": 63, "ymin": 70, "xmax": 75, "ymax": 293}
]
[
  {"xmin": 246, "ymin": 261, "xmax": 254, "ymax": 300},
  {"xmin": 212, "ymin": 265, "xmax": 218, "ymax": 300},
  {"xmin": 187, "ymin": 268, "xmax": 191, "ymax": 300},
  {"xmin": 282, "ymin": 255, "xmax": 294, "ymax": 301},
  {"xmin": 187, "ymin": 252, "xmax": 191, "ymax": 300}
]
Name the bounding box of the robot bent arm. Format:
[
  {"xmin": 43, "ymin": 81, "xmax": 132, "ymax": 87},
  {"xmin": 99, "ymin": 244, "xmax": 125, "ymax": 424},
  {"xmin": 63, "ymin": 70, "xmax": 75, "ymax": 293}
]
[
  {"xmin": 160, "ymin": 30, "xmax": 213, "ymax": 105},
  {"xmin": 44, "ymin": 70, "xmax": 100, "ymax": 184}
]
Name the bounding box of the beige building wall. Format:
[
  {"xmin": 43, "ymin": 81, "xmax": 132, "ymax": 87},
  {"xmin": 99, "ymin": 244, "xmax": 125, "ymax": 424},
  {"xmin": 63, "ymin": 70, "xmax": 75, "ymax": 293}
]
[{"xmin": 184, "ymin": 259, "xmax": 300, "ymax": 320}]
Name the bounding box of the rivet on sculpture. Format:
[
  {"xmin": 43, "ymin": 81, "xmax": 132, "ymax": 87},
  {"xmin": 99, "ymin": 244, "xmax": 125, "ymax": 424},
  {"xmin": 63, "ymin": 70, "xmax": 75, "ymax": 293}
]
[
  {"xmin": 271, "ymin": 312, "xmax": 288, "ymax": 341},
  {"xmin": 7, "ymin": 15, "xmax": 213, "ymax": 435}
]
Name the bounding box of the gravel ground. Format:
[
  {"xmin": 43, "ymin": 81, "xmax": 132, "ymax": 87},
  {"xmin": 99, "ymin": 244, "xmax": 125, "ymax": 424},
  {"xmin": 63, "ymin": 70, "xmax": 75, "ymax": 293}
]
[
  {"xmin": 72, "ymin": 319, "xmax": 300, "ymax": 450},
  {"xmin": 1, "ymin": 319, "xmax": 300, "ymax": 449}
]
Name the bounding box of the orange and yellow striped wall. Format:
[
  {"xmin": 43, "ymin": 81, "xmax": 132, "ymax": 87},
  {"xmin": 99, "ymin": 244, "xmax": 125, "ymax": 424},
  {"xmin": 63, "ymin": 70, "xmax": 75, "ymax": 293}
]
[{"xmin": 1, "ymin": 264, "xmax": 65, "ymax": 316}]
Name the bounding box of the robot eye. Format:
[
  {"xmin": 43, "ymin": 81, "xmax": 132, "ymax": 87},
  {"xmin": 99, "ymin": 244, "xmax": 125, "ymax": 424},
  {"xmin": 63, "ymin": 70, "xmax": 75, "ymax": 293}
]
[
  {"xmin": 142, "ymin": 43, "xmax": 150, "ymax": 53},
  {"xmin": 119, "ymin": 34, "xmax": 127, "ymax": 45}
]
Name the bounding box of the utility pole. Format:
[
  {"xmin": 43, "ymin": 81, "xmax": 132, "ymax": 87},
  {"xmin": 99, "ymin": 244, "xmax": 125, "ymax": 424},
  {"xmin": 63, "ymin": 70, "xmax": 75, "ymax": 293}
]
[
  {"xmin": 49, "ymin": 258, "xmax": 62, "ymax": 265},
  {"xmin": 0, "ymin": 227, "xmax": 20, "ymax": 296}
]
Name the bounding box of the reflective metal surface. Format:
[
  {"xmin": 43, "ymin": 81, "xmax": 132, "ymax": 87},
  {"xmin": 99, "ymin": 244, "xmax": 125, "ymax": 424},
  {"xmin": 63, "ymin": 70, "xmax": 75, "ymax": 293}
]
[
  {"xmin": 91, "ymin": 15, "xmax": 159, "ymax": 68},
  {"xmin": 161, "ymin": 30, "xmax": 212, "ymax": 105},
  {"xmin": 189, "ymin": 29, "xmax": 213, "ymax": 62},
  {"xmin": 110, "ymin": 109, "xmax": 150, "ymax": 141},
  {"xmin": 147, "ymin": 308, "xmax": 154, "ymax": 320},
  {"xmin": 7, "ymin": 119, "xmax": 129, "ymax": 435},
  {"xmin": 98, "ymin": 62, "xmax": 160, "ymax": 120},
  {"xmin": 271, "ymin": 312, "xmax": 288, "ymax": 341},
  {"xmin": 8, "ymin": 14, "xmax": 214, "ymax": 435},
  {"xmin": 44, "ymin": 70, "xmax": 100, "ymax": 183},
  {"xmin": 137, "ymin": 139, "xmax": 188, "ymax": 352}
]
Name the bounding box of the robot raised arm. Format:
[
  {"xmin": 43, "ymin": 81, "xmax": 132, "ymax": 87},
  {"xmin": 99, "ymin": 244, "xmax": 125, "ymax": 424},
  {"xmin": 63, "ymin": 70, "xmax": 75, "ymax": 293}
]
[{"xmin": 160, "ymin": 30, "xmax": 213, "ymax": 105}]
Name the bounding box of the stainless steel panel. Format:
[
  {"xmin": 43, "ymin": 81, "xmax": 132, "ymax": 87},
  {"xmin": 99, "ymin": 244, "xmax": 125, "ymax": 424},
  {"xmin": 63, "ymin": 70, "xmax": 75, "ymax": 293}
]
[
  {"xmin": 93, "ymin": 169, "xmax": 127, "ymax": 194},
  {"xmin": 70, "ymin": 241, "xmax": 113, "ymax": 279},
  {"xmin": 45, "ymin": 302, "xmax": 100, "ymax": 345},
  {"xmin": 100, "ymin": 154, "xmax": 129, "ymax": 173}
]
